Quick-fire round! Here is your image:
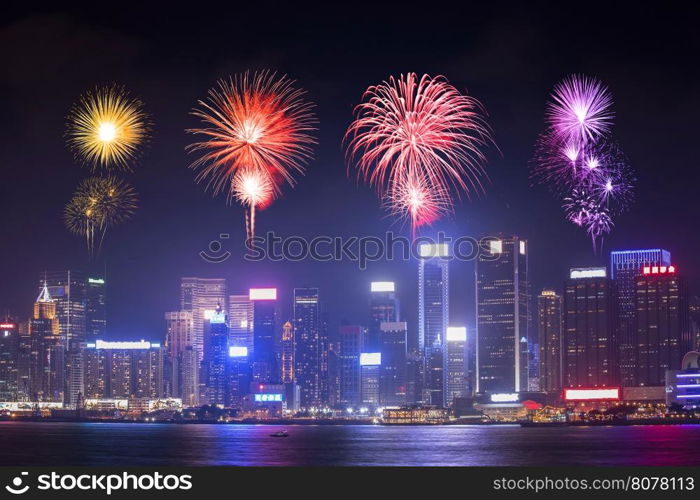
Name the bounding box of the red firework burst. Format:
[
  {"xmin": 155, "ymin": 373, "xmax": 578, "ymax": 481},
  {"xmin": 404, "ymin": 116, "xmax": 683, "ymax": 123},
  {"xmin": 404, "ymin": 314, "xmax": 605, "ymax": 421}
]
[
  {"xmin": 345, "ymin": 72, "xmax": 493, "ymax": 236},
  {"xmin": 187, "ymin": 71, "xmax": 316, "ymax": 240},
  {"xmin": 385, "ymin": 171, "xmax": 451, "ymax": 239}
]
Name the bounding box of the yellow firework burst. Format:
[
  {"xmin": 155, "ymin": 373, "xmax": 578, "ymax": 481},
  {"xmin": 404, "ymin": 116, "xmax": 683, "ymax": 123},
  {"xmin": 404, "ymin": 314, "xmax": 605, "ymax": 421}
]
[{"xmin": 66, "ymin": 85, "xmax": 150, "ymax": 171}]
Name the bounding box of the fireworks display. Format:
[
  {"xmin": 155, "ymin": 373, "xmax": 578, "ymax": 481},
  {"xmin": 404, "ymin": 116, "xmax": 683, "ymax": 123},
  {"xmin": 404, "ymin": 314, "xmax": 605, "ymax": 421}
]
[
  {"xmin": 345, "ymin": 72, "xmax": 493, "ymax": 237},
  {"xmin": 187, "ymin": 71, "xmax": 317, "ymax": 242},
  {"xmin": 66, "ymin": 85, "xmax": 150, "ymax": 171},
  {"xmin": 531, "ymin": 74, "xmax": 635, "ymax": 252},
  {"xmin": 64, "ymin": 176, "xmax": 138, "ymax": 258}
]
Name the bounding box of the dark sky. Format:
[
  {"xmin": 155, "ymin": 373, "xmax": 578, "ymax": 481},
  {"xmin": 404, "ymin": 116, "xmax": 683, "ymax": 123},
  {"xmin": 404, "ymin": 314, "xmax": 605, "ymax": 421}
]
[{"xmin": 1, "ymin": 3, "xmax": 699, "ymax": 344}]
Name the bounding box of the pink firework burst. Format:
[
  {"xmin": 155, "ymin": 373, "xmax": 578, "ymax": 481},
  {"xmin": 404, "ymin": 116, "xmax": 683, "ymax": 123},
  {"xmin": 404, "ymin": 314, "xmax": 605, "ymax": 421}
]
[
  {"xmin": 385, "ymin": 172, "xmax": 451, "ymax": 239},
  {"xmin": 345, "ymin": 72, "xmax": 494, "ymax": 237},
  {"xmin": 547, "ymin": 74, "xmax": 613, "ymax": 145}
]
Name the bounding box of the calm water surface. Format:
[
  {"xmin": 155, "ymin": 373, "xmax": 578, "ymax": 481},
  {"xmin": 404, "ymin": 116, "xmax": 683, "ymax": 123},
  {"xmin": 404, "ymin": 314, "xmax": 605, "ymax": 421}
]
[{"xmin": 1, "ymin": 422, "xmax": 699, "ymax": 466}]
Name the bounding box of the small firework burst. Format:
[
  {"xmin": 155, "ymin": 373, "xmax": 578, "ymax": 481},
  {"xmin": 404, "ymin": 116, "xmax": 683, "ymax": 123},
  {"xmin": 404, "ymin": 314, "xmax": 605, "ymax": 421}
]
[
  {"xmin": 385, "ymin": 172, "xmax": 451, "ymax": 238},
  {"xmin": 66, "ymin": 85, "xmax": 150, "ymax": 171}
]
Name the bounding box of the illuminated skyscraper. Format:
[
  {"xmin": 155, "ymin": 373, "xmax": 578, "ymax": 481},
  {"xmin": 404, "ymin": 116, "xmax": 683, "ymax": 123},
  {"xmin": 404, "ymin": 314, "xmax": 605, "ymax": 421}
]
[
  {"xmin": 634, "ymin": 264, "xmax": 690, "ymax": 386},
  {"xmin": 563, "ymin": 267, "xmax": 618, "ymax": 388},
  {"xmin": 29, "ymin": 283, "xmax": 63, "ymax": 402},
  {"xmin": 339, "ymin": 324, "xmax": 365, "ymax": 406},
  {"xmin": 281, "ymin": 321, "xmax": 294, "ymax": 384},
  {"xmin": 85, "ymin": 277, "xmax": 106, "ymax": 339},
  {"xmin": 180, "ymin": 277, "xmax": 227, "ymax": 361},
  {"xmin": 368, "ymin": 282, "xmax": 399, "ymax": 351},
  {"xmin": 228, "ymin": 294, "xmax": 253, "ymax": 356},
  {"xmin": 42, "ymin": 270, "xmax": 86, "ymax": 344},
  {"xmin": 445, "ymin": 326, "xmax": 467, "ymax": 405},
  {"xmin": 360, "ymin": 352, "xmax": 381, "ymax": 407},
  {"xmin": 250, "ymin": 288, "xmax": 277, "ymax": 384},
  {"xmin": 0, "ymin": 320, "xmax": 19, "ymax": 400},
  {"xmin": 164, "ymin": 311, "xmax": 194, "ymax": 401},
  {"xmin": 538, "ymin": 290, "xmax": 563, "ymax": 393},
  {"xmin": 476, "ymin": 236, "xmax": 529, "ymax": 394},
  {"xmin": 203, "ymin": 305, "xmax": 228, "ymax": 405},
  {"xmin": 379, "ymin": 321, "xmax": 407, "ymax": 406},
  {"xmin": 294, "ymin": 287, "xmax": 321, "ymax": 407},
  {"xmin": 610, "ymin": 249, "xmax": 671, "ymax": 386},
  {"xmin": 418, "ymin": 243, "xmax": 449, "ymax": 406}
]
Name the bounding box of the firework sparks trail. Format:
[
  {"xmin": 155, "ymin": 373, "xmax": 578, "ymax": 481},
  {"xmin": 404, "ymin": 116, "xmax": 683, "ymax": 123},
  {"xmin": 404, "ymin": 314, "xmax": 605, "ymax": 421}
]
[
  {"xmin": 187, "ymin": 71, "xmax": 316, "ymax": 244},
  {"xmin": 64, "ymin": 177, "xmax": 138, "ymax": 258},
  {"xmin": 231, "ymin": 169, "xmax": 274, "ymax": 241},
  {"xmin": 66, "ymin": 85, "xmax": 150, "ymax": 171},
  {"xmin": 345, "ymin": 72, "xmax": 494, "ymax": 238}
]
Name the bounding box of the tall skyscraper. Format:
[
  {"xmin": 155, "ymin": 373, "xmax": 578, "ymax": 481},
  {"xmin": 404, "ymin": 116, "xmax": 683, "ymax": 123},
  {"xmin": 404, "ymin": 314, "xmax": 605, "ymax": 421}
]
[
  {"xmin": 203, "ymin": 305, "xmax": 228, "ymax": 405},
  {"xmin": 610, "ymin": 249, "xmax": 671, "ymax": 386},
  {"xmin": 180, "ymin": 277, "xmax": 227, "ymax": 360},
  {"xmin": 164, "ymin": 311, "xmax": 194, "ymax": 401},
  {"xmin": 418, "ymin": 243, "xmax": 449, "ymax": 406},
  {"xmin": 85, "ymin": 277, "xmax": 106, "ymax": 339},
  {"xmin": 379, "ymin": 321, "xmax": 407, "ymax": 406},
  {"xmin": 281, "ymin": 321, "xmax": 294, "ymax": 384},
  {"xmin": 563, "ymin": 267, "xmax": 618, "ymax": 388},
  {"xmin": 360, "ymin": 352, "xmax": 381, "ymax": 407},
  {"xmin": 476, "ymin": 236, "xmax": 529, "ymax": 394},
  {"xmin": 0, "ymin": 320, "xmax": 19, "ymax": 400},
  {"xmin": 368, "ymin": 282, "xmax": 399, "ymax": 351},
  {"xmin": 538, "ymin": 290, "xmax": 563, "ymax": 393},
  {"xmin": 294, "ymin": 287, "xmax": 321, "ymax": 407},
  {"xmin": 228, "ymin": 294, "xmax": 253, "ymax": 356},
  {"xmin": 634, "ymin": 264, "xmax": 690, "ymax": 386},
  {"xmin": 43, "ymin": 270, "xmax": 86, "ymax": 344},
  {"xmin": 250, "ymin": 288, "xmax": 277, "ymax": 384},
  {"xmin": 29, "ymin": 283, "xmax": 63, "ymax": 402},
  {"xmin": 445, "ymin": 326, "xmax": 467, "ymax": 405},
  {"xmin": 339, "ymin": 325, "xmax": 365, "ymax": 406}
]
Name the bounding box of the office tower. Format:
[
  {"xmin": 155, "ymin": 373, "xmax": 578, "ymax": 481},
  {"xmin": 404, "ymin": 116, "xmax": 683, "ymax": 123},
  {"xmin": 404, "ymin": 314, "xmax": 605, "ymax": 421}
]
[
  {"xmin": 84, "ymin": 340, "xmax": 163, "ymax": 399},
  {"xmin": 250, "ymin": 288, "xmax": 277, "ymax": 384},
  {"xmin": 475, "ymin": 236, "xmax": 529, "ymax": 394},
  {"xmin": 610, "ymin": 249, "xmax": 671, "ymax": 386},
  {"xmin": 294, "ymin": 288, "xmax": 321, "ymax": 407},
  {"xmin": 0, "ymin": 320, "xmax": 19, "ymax": 400},
  {"xmin": 281, "ymin": 321, "xmax": 294, "ymax": 384},
  {"xmin": 180, "ymin": 277, "xmax": 227, "ymax": 361},
  {"xmin": 360, "ymin": 352, "xmax": 381, "ymax": 407},
  {"xmin": 339, "ymin": 325, "xmax": 365, "ymax": 406},
  {"xmin": 379, "ymin": 321, "xmax": 407, "ymax": 406},
  {"xmin": 319, "ymin": 309, "xmax": 329, "ymax": 406},
  {"xmin": 538, "ymin": 290, "xmax": 563, "ymax": 393},
  {"xmin": 179, "ymin": 346, "xmax": 199, "ymax": 406},
  {"xmin": 368, "ymin": 282, "xmax": 400, "ymax": 351},
  {"xmin": 405, "ymin": 348, "xmax": 424, "ymax": 405},
  {"xmin": 229, "ymin": 294, "xmax": 253, "ymax": 355},
  {"xmin": 634, "ymin": 264, "xmax": 690, "ymax": 386},
  {"xmin": 85, "ymin": 277, "xmax": 106, "ymax": 339},
  {"xmin": 527, "ymin": 339, "xmax": 540, "ymax": 391},
  {"xmin": 164, "ymin": 311, "xmax": 194, "ymax": 401},
  {"xmin": 418, "ymin": 243, "xmax": 449, "ymax": 406},
  {"xmin": 29, "ymin": 284, "xmax": 64, "ymax": 402},
  {"xmin": 203, "ymin": 305, "xmax": 228, "ymax": 405},
  {"xmin": 563, "ymin": 267, "xmax": 618, "ymax": 388},
  {"xmin": 42, "ymin": 270, "xmax": 87, "ymax": 344},
  {"xmin": 445, "ymin": 326, "xmax": 467, "ymax": 405},
  {"xmin": 227, "ymin": 343, "xmax": 250, "ymax": 407},
  {"xmin": 327, "ymin": 341, "xmax": 341, "ymax": 406}
]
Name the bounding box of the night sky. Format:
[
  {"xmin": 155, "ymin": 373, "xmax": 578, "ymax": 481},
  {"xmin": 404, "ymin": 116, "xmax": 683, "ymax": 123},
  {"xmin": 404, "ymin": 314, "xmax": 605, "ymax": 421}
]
[{"xmin": 2, "ymin": 4, "xmax": 699, "ymax": 344}]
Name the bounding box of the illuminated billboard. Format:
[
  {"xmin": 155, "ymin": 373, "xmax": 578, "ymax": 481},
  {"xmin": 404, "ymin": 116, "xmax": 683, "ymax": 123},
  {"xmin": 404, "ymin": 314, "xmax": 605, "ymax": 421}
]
[
  {"xmin": 0, "ymin": 323, "xmax": 16, "ymax": 329},
  {"xmin": 249, "ymin": 288, "xmax": 277, "ymax": 301},
  {"xmin": 360, "ymin": 352, "xmax": 381, "ymax": 366},
  {"xmin": 229, "ymin": 346, "xmax": 248, "ymax": 358},
  {"xmin": 569, "ymin": 268, "xmax": 607, "ymax": 279},
  {"xmin": 563, "ymin": 388, "xmax": 620, "ymax": 401},
  {"xmin": 446, "ymin": 326, "xmax": 467, "ymax": 342},
  {"xmin": 642, "ymin": 265, "xmax": 676, "ymax": 275},
  {"xmin": 254, "ymin": 394, "xmax": 283, "ymax": 402},
  {"xmin": 490, "ymin": 393, "xmax": 519, "ymax": 403},
  {"xmin": 95, "ymin": 340, "xmax": 151, "ymax": 350},
  {"xmin": 418, "ymin": 243, "xmax": 449, "ymax": 258},
  {"xmin": 371, "ymin": 281, "xmax": 395, "ymax": 293}
]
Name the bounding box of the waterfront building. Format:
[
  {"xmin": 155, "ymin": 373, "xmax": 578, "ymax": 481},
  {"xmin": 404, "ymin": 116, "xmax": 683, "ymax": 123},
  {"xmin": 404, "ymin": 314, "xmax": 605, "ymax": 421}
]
[
  {"xmin": 250, "ymin": 288, "xmax": 277, "ymax": 384},
  {"xmin": 202, "ymin": 305, "xmax": 228, "ymax": 405},
  {"xmin": 538, "ymin": 290, "xmax": 563, "ymax": 392},
  {"xmin": 360, "ymin": 352, "xmax": 381, "ymax": 407},
  {"xmin": 368, "ymin": 281, "xmax": 399, "ymax": 351},
  {"xmin": 228, "ymin": 294, "xmax": 253, "ymax": 356},
  {"xmin": 28, "ymin": 283, "xmax": 64, "ymax": 402},
  {"xmin": 338, "ymin": 325, "xmax": 365, "ymax": 406},
  {"xmin": 0, "ymin": 320, "xmax": 19, "ymax": 400},
  {"xmin": 379, "ymin": 321, "xmax": 407, "ymax": 406},
  {"xmin": 180, "ymin": 277, "xmax": 226, "ymax": 361},
  {"xmin": 294, "ymin": 287, "xmax": 322, "ymax": 407},
  {"xmin": 445, "ymin": 326, "xmax": 467, "ymax": 406},
  {"xmin": 475, "ymin": 236, "xmax": 530, "ymax": 394},
  {"xmin": 281, "ymin": 321, "xmax": 294, "ymax": 384}
]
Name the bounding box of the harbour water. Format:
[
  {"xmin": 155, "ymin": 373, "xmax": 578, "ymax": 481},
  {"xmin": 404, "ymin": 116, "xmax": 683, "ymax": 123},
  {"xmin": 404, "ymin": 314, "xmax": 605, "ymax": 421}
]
[{"xmin": 1, "ymin": 422, "xmax": 700, "ymax": 466}]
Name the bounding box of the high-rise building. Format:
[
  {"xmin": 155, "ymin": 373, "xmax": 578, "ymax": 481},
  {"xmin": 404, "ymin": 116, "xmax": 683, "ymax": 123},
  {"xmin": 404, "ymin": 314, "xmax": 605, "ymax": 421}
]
[
  {"xmin": 42, "ymin": 270, "xmax": 86, "ymax": 344},
  {"xmin": 634, "ymin": 264, "xmax": 690, "ymax": 386},
  {"xmin": 610, "ymin": 249, "xmax": 671, "ymax": 386},
  {"xmin": 250, "ymin": 288, "xmax": 277, "ymax": 384},
  {"xmin": 0, "ymin": 320, "xmax": 19, "ymax": 400},
  {"xmin": 281, "ymin": 321, "xmax": 294, "ymax": 384},
  {"xmin": 538, "ymin": 290, "xmax": 563, "ymax": 393},
  {"xmin": 227, "ymin": 343, "xmax": 250, "ymax": 407},
  {"xmin": 368, "ymin": 282, "xmax": 399, "ymax": 351},
  {"xmin": 203, "ymin": 305, "xmax": 228, "ymax": 405},
  {"xmin": 418, "ymin": 243, "xmax": 449, "ymax": 406},
  {"xmin": 476, "ymin": 236, "xmax": 529, "ymax": 394},
  {"xmin": 29, "ymin": 283, "xmax": 63, "ymax": 402},
  {"xmin": 379, "ymin": 321, "xmax": 407, "ymax": 406},
  {"xmin": 294, "ymin": 288, "xmax": 321, "ymax": 407},
  {"xmin": 164, "ymin": 310, "xmax": 193, "ymax": 400},
  {"xmin": 180, "ymin": 277, "xmax": 227, "ymax": 361},
  {"xmin": 85, "ymin": 277, "xmax": 106, "ymax": 339},
  {"xmin": 228, "ymin": 294, "xmax": 253, "ymax": 356},
  {"xmin": 360, "ymin": 352, "xmax": 381, "ymax": 407},
  {"xmin": 563, "ymin": 267, "xmax": 618, "ymax": 388},
  {"xmin": 339, "ymin": 325, "xmax": 365, "ymax": 406},
  {"xmin": 445, "ymin": 326, "xmax": 467, "ymax": 405}
]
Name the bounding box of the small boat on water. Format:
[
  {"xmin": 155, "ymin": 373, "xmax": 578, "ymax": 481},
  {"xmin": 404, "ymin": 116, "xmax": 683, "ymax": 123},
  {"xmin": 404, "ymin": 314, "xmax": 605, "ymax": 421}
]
[{"xmin": 270, "ymin": 430, "xmax": 289, "ymax": 437}]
